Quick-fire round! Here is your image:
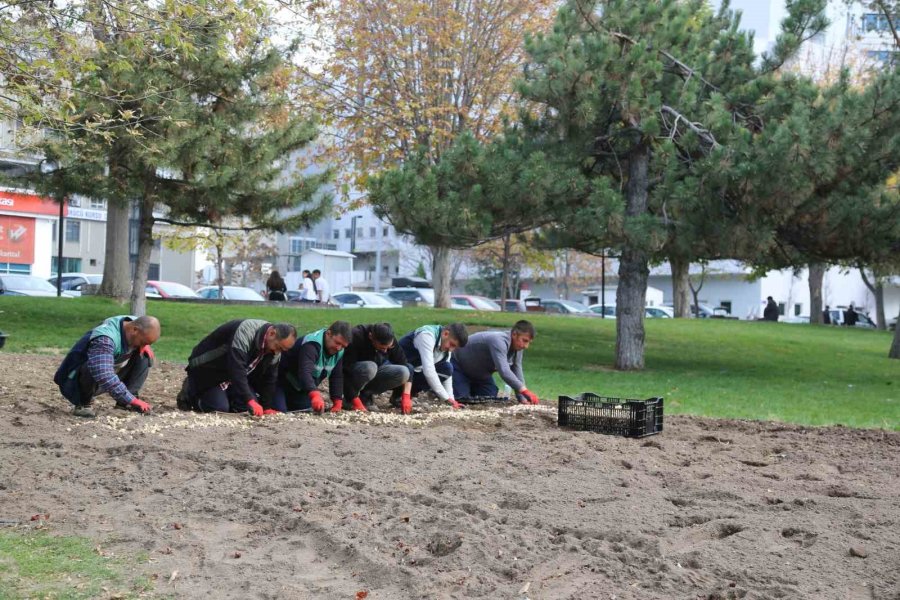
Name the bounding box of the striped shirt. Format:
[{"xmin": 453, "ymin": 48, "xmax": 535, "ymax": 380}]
[{"xmin": 86, "ymin": 336, "xmax": 135, "ymax": 406}]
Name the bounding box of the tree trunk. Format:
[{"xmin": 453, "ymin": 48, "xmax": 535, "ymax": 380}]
[
  {"xmin": 431, "ymin": 245, "xmax": 452, "ymax": 308},
  {"xmin": 129, "ymin": 194, "xmax": 155, "ymax": 317},
  {"xmin": 615, "ymin": 144, "xmax": 649, "ymax": 371},
  {"xmin": 890, "ymin": 306, "xmax": 900, "ymax": 359},
  {"xmin": 215, "ymin": 237, "xmax": 225, "ymax": 297},
  {"xmin": 808, "ymin": 262, "xmax": 825, "ymax": 324},
  {"xmin": 859, "ymin": 267, "xmax": 886, "ymax": 330},
  {"xmin": 98, "ymin": 200, "xmax": 132, "ymax": 301},
  {"xmin": 500, "ymin": 234, "xmax": 511, "ymax": 311},
  {"xmin": 670, "ymin": 257, "xmax": 691, "ymax": 318}
]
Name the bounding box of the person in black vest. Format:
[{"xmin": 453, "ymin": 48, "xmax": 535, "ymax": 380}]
[
  {"xmin": 763, "ymin": 297, "xmax": 779, "ymax": 321},
  {"xmin": 844, "ymin": 304, "xmax": 859, "ymax": 327},
  {"xmin": 54, "ymin": 315, "xmax": 160, "ymax": 418},
  {"xmin": 823, "ymin": 305, "xmax": 832, "ymax": 325},
  {"xmin": 339, "ymin": 322, "xmax": 410, "ymax": 412},
  {"xmin": 275, "ymin": 321, "xmax": 351, "ymax": 413},
  {"xmin": 176, "ymin": 320, "xmax": 296, "ymax": 415}
]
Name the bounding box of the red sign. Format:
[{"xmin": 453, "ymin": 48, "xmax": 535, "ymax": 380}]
[
  {"xmin": 0, "ymin": 215, "xmax": 36, "ymax": 263},
  {"xmin": 0, "ymin": 190, "xmax": 65, "ymax": 217}
]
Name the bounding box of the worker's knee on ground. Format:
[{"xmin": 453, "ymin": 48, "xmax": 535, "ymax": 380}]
[{"xmin": 357, "ymin": 361, "xmax": 378, "ymax": 382}]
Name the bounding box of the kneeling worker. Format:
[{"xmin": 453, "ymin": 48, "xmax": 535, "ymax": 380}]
[
  {"xmin": 451, "ymin": 320, "xmax": 539, "ymax": 404},
  {"xmin": 339, "ymin": 322, "xmax": 411, "ymax": 413},
  {"xmin": 55, "ymin": 315, "xmax": 161, "ymax": 417},
  {"xmin": 398, "ymin": 323, "xmax": 468, "ymax": 411},
  {"xmin": 176, "ymin": 320, "xmax": 296, "ymax": 415},
  {"xmin": 276, "ymin": 321, "xmax": 351, "ymax": 413}
]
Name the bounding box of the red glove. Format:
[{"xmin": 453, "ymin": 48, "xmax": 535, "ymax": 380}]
[
  {"xmin": 247, "ymin": 399, "xmax": 263, "ymax": 417},
  {"xmin": 330, "ymin": 399, "xmax": 343, "ymax": 413},
  {"xmin": 130, "ymin": 398, "xmax": 151, "ymax": 413},
  {"xmin": 448, "ymin": 398, "xmax": 463, "ymax": 410},
  {"xmin": 349, "ymin": 397, "xmax": 367, "ymax": 412},
  {"xmin": 400, "ymin": 392, "xmax": 412, "ymax": 415},
  {"xmin": 262, "ymin": 408, "xmax": 280, "ymax": 415},
  {"xmin": 309, "ymin": 391, "xmax": 324, "ymax": 413},
  {"xmin": 521, "ymin": 388, "xmax": 539, "ymax": 405},
  {"xmin": 140, "ymin": 345, "xmax": 155, "ymax": 362}
]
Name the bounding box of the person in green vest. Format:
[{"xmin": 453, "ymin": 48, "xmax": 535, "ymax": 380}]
[
  {"xmin": 275, "ymin": 321, "xmax": 351, "ymax": 412},
  {"xmin": 54, "ymin": 315, "xmax": 161, "ymax": 418}
]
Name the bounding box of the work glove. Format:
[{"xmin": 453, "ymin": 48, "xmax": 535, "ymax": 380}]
[
  {"xmin": 349, "ymin": 397, "xmax": 367, "ymax": 412},
  {"xmin": 129, "ymin": 398, "xmax": 151, "ymax": 413},
  {"xmin": 309, "ymin": 390, "xmax": 325, "ymax": 413},
  {"xmin": 139, "ymin": 345, "xmax": 155, "ymax": 364},
  {"xmin": 247, "ymin": 399, "xmax": 264, "ymax": 417},
  {"xmin": 521, "ymin": 388, "xmax": 540, "ymax": 405},
  {"xmin": 448, "ymin": 398, "xmax": 463, "ymax": 410},
  {"xmin": 400, "ymin": 392, "xmax": 412, "ymax": 415},
  {"xmin": 262, "ymin": 408, "xmax": 280, "ymax": 416},
  {"xmin": 330, "ymin": 399, "xmax": 343, "ymax": 413}
]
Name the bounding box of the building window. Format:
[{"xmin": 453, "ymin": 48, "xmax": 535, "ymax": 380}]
[
  {"xmin": 344, "ymin": 228, "xmax": 351, "ymax": 238},
  {"xmin": 369, "ymin": 227, "xmax": 376, "ymax": 238},
  {"xmin": 866, "ymin": 49, "xmax": 896, "ymax": 64},
  {"xmin": 862, "ymin": 13, "xmax": 892, "ymax": 32},
  {"xmin": 50, "ymin": 257, "xmax": 82, "ymax": 273},
  {"xmin": 333, "ymin": 230, "xmax": 340, "ymax": 240},
  {"xmin": 67, "ymin": 196, "xmax": 81, "ymax": 208},
  {"xmin": 89, "ymin": 198, "xmax": 106, "ymax": 210},
  {"xmin": 357, "ymin": 227, "xmax": 364, "ymax": 238},
  {"xmin": 777, "ymin": 302, "xmax": 786, "ymax": 316},
  {"xmin": 794, "ymin": 303, "xmax": 803, "ymax": 316},
  {"xmin": 65, "ymin": 220, "xmax": 80, "ymax": 243},
  {"xmin": 719, "ymin": 301, "xmax": 732, "ymax": 314},
  {"xmin": 89, "ymin": 259, "xmax": 97, "ymax": 266},
  {"xmin": 0, "ymin": 262, "xmax": 31, "ymax": 274},
  {"xmin": 383, "ymin": 226, "xmax": 389, "ymax": 237}
]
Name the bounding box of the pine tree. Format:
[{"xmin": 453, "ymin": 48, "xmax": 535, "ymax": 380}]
[
  {"xmin": 516, "ymin": 0, "xmax": 829, "ymax": 369},
  {"xmin": 14, "ymin": 0, "xmax": 330, "ymax": 315}
]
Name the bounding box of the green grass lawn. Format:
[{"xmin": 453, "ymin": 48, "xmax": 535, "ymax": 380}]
[
  {"xmin": 0, "ymin": 529, "xmax": 151, "ymax": 599},
  {"xmin": 0, "ymin": 296, "xmax": 897, "ymax": 429}
]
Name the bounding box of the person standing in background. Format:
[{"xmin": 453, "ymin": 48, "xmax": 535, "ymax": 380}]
[{"xmin": 312, "ymin": 269, "xmax": 330, "ymax": 304}]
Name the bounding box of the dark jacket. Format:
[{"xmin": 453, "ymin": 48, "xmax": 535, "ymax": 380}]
[
  {"xmin": 342, "ymin": 324, "xmax": 408, "ymax": 371},
  {"xmin": 186, "ymin": 319, "xmax": 280, "ymax": 410},
  {"xmin": 279, "ymin": 333, "xmax": 345, "ymax": 399},
  {"xmin": 763, "ymin": 300, "xmax": 779, "ymax": 322}
]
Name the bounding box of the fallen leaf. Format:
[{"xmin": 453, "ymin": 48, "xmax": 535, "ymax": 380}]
[
  {"xmin": 232, "ymin": 551, "xmax": 242, "ymax": 559},
  {"xmin": 356, "ymin": 591, "xmax": 369, "ymax": 600},
  {"xmin": 172, "ymin": 522, "xmax": 183, "ymax": 530}
]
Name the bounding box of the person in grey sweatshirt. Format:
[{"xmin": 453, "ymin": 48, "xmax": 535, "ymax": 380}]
[{"xmin": 450, "ymin": 320, "xmax": 539, "ymax": 404}]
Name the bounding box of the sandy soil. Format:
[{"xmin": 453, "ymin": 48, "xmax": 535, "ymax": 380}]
[{"xmin": 0, "ymin": 352, "xmax": 898, "ymax": 600}]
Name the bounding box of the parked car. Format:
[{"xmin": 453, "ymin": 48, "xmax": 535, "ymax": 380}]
[
  {"xmin": 332, "ymin": 292, "xmax": 402, "ymax": 309},
  {"xmin": 645, "ymin": 306, "xmax": 674, "ymax": 318},
  {"xmin": 889, "ymin": 316, "xmax": 897, "ymax": 332},
  {"xmin": 0, "ymin": 274, "xmax": 75, "ymax": 297},
  {"xmin": 541, "ymin": 299, "xmax": 603, "ymax": 317},
  {"xmin": 494, "ymin": 298, "xmax": 528, "ymax": 312},
  {"xmin": 145, "ymin": 280, "xmax": 200, "ymax": 299},
  {"xmin": 451, "ymin": 295, "xmax": 501, "ymax": 311},
  {"xmin": 196, "ymin": 286, "xmax": 265, "ymax": 301},
  {"xmin": 827, "ymin": 308, "xmax": 876, "ymax": 329},
  {"xmin": 661, "ymin": 302, "xmax": 735, "ymax": 319},
  {"xmin": 588, "ymin": 303, "xmax": 616, "ymax": 318},
  {"xmin": 384, "ymin": 287, "xmax": 435, "ymax": 306},
  {"xmin": 48, "ymin": 273, "xmax": 103, "ymax": 295}
]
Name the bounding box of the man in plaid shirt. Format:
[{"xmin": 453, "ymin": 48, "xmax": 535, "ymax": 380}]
[{"xmin": 54, "ymin": 315, "xmax": 161, "ymax": 418}]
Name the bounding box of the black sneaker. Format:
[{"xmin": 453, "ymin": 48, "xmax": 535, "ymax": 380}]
[
  {"xmin": 72, "ymin": 404, "xmax": 96, "ymax": 418},
  {"xmin": 176, "ymin": 378, "xmax": 193, "ymax": 411}
]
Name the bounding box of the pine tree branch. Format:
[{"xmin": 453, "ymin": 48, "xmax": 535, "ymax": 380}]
[
  {"xmin": 154, "ymin": 217, "xmax": 277, "ymax": 232},
  {"xmin": 660, "ymin": 105, "xmax": 720, "ymax": 148}
]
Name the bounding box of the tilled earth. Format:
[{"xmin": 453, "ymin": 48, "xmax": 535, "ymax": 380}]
[{"xmin": 0, "ymin": 353, "xmax": 898, "ymax": 599}]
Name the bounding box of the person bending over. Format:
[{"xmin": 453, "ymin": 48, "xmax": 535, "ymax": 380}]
[
  {"xmin": 451, "ymin": 320, "xmax": 539, "ymax": 404},
  {"xmin": 339, "ymin": 322, "xmax": 411, "ymax": 413},
  {"xmin": 176, "ymin": 320, "xmax": 296, "ymax": 415},
  {"xmin": 55, "ymin": 315, "xmax": 161, "ymax": 418},
  {"xmin": 397, "ymin": 323, "xmax": 468, "ymax": 410},
  {"xmin": 276, "ymin": 321, "xmax": 351, "ymax": 413}
]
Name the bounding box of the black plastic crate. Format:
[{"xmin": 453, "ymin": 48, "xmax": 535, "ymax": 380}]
[
  {"xmin": 458, "ymin": 395, "xmax": 514, "ymax": 405},
  {"xmin": 557, "ymin": 393, "xmax": 663, "ymax": 437}
]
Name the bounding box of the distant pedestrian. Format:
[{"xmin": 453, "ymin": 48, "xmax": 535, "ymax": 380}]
[
  {"xmin": 312, "ymin": 269, "xmax": 330, "ymax": 304},
  {"xmin": 763, "ymin": 296, "xmax": 779, "ymax": 322},
  {"xmin": 266, "ymin": 270, "xmax": 287, "ymax": 302},
  {"xmin": 300, "ymin": 269, "xmax": 317, "ymax": 303},
  {"xmin": 844, "ymin": 304, "xmax": 858, "ymax": 327},
  {"xmin": 823, "ymin": 305, "xmax": 832, "ymax": 325}
]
